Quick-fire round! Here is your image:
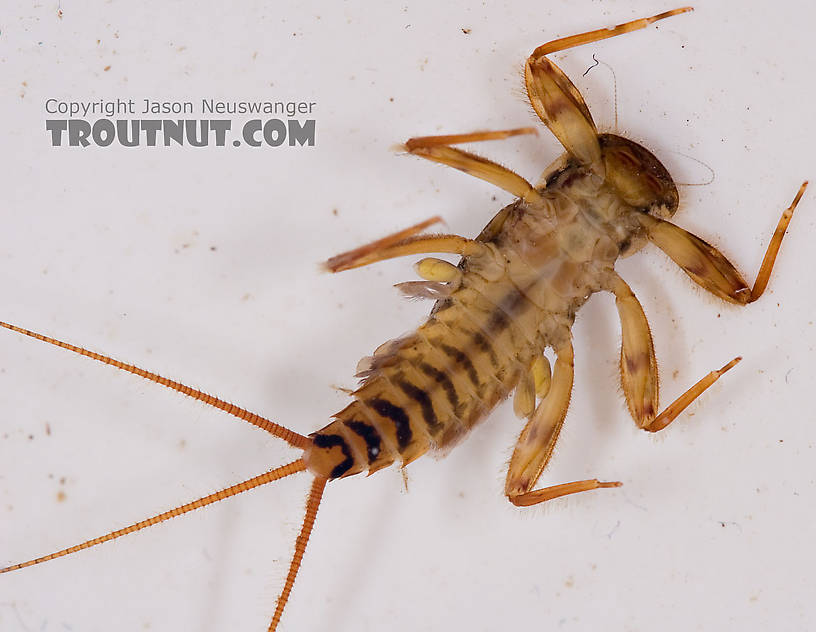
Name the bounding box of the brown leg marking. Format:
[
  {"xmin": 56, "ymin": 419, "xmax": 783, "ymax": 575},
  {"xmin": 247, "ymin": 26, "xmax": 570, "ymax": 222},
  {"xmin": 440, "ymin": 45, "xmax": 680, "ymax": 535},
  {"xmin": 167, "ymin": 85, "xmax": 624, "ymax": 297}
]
[
  {"xmin": 524, "ymin": 54, "xmax": 602, "ymax": 173},
  {"xmin": 523, "ymin": 8, "xmax": 692, "ymax": 174},
  {"xmin": 604, "ymin": 271, "xmax": 742, "ymax": 432},
  {"xmin": 638, "ymin": 181, "xmax": 808, "ymax": 305},
  {"xmin": 605, "ymin": 272, "xmax": 659, "ymax": 426}
]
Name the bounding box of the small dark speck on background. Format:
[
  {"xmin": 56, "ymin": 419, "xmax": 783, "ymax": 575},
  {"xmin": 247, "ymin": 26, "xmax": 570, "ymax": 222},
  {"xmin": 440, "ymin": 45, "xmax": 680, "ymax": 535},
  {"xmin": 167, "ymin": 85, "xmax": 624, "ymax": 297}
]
[
  {"xmin": 462, "ymin": 28, "xmax": 471, "ymax": 34},
  {"xmin": 717, "ymin": 520, "xmax": 742, "ymax": 531}
]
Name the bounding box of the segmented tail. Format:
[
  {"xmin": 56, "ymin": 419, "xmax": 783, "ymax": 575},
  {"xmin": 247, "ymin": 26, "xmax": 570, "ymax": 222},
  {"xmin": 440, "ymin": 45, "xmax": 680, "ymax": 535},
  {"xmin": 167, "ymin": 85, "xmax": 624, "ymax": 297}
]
[
  {"xmin": 0, "ymin": 319, "xmax": 324, "ymax": 631},
  {"xmin": 0, "ymin": 320, "xmax": 309, "ymax": 448}
]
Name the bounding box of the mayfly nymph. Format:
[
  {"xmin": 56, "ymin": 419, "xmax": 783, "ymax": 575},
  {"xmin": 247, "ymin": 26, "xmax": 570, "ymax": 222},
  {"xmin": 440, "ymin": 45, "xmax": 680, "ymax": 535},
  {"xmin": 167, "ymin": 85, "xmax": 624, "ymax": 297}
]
[{"xmin": 1, "ymin": 7, "xmax": 807, "ymax": 631}]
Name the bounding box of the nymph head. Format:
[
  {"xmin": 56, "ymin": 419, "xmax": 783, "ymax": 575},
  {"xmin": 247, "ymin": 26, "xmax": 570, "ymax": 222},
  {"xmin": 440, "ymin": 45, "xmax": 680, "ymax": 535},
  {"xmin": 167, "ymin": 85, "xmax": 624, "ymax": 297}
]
[{"xmin": 599, "ymin": 133, "xmax": 679, "ymax": 220}]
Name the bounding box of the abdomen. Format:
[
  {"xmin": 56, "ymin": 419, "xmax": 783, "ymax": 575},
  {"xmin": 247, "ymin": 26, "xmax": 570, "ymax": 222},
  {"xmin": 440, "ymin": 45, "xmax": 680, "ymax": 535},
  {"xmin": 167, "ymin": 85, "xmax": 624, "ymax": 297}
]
[
  {"xmin": 304, "ymin": 273, "xmax": 545, "ymax": 479},
  {"xmin": 305, "ymin": 183, "xmax": 630, "ymax": 480}
]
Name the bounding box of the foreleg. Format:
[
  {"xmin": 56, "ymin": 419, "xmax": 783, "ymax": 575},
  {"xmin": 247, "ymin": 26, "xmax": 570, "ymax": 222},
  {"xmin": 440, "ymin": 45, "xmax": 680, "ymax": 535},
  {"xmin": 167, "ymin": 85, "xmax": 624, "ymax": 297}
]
[{"xmin": 637, "ymin": 182, "xmax": 808, "ymax": 304}]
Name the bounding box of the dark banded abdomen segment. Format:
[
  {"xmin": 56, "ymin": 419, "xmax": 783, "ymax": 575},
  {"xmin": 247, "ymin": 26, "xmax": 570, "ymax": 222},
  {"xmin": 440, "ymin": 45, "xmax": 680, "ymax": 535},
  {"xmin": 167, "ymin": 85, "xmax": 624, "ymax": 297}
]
[
  {"xmin": 306, "ymin": 398, "xmax": 396, "ymax": 479},
  {"xmin": 304, "ymin": 279, "xmax": 544, "ymax": 480},
  {"xmin": 394, "ymin": 377, "xmax": 445, "ymax": 437},
  {"xmin": 307, "ymin": 358, "xmax": 471, "ymax": 479},
  {"xmin": 421, "ymin": 279, "xmax": 542, "ymax": 438},
  {"xmin": 345, "ymin": 420, "xmax": 382, "ymax": 464},
  {"xmin": 306, "ymin": 432, "xmax": 357, "ymax": 480},
  {"xmin": 305, "ymin": 378, "xmax": 432, "ymax": 479}
]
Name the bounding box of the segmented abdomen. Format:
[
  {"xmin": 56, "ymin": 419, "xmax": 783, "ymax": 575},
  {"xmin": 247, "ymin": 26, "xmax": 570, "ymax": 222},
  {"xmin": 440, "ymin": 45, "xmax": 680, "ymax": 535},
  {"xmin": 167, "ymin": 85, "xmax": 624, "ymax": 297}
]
[
  {"xmin": 304, "ymin": 175, "xmax": 628, "ymax": 480},
  {"xmin": 305, "ymin": 275, "xmax": 544, "ymax": 480}
]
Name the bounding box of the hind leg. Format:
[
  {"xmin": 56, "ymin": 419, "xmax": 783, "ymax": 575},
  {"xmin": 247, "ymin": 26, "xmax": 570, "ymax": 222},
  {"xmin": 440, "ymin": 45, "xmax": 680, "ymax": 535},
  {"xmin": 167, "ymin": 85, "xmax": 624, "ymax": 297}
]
[{"xmin": 505, "ymin": 340, "xmax": 621, "ymax": 507}]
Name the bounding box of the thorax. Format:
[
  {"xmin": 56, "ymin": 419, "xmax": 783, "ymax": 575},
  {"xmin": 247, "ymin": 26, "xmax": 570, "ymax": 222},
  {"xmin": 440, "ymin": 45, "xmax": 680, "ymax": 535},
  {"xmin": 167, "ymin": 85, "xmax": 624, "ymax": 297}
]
[{"xmin": 458, "ymin": 164, "xmax": 642, "ymax": 351}]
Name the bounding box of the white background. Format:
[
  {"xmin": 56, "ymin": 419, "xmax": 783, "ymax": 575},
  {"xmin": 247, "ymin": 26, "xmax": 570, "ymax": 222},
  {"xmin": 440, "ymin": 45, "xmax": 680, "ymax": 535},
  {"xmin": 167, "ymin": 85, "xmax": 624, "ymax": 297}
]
[{"xmin": 1, "ymin": 1, "xmax": 814, "ymax": 631}]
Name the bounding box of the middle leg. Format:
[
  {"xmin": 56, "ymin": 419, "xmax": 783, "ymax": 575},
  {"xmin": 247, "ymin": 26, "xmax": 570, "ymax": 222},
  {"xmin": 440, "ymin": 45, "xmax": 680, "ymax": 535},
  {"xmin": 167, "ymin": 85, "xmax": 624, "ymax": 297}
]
[{"xmin": 604, "ymin": 271, "xmax": 741, "ymax": 433}]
